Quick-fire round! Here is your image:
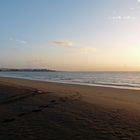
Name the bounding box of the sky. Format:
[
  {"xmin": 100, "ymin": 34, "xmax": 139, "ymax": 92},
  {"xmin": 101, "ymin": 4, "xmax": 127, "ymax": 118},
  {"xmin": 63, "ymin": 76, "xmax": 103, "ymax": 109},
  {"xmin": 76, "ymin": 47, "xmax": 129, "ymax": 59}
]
[{"xmin": 0, "ymin": 0, "xmax": 140, "ymax": 71}]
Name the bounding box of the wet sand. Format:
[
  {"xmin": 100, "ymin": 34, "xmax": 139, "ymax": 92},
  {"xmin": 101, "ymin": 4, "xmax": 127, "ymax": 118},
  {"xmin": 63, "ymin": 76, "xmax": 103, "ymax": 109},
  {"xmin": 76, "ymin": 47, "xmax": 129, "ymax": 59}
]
[{"xmin": 0, "ymin": 77, "xmax": 140, "ymax": 139}]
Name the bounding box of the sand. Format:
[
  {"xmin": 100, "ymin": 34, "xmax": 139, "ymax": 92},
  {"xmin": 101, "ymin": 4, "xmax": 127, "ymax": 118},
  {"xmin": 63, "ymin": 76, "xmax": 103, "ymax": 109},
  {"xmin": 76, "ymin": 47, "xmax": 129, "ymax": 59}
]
[{"xmin": 0, "ymin": 77, "xmax": 140, "ymax": 139}]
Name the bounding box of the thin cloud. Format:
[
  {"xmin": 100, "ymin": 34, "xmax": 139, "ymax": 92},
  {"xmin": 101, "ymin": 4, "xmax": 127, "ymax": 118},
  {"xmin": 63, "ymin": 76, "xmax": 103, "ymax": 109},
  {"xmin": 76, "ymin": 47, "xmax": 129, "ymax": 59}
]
[
  {"xmin": 15, "ymin": 39, "xmax": 27, "ymax": 44},
  {"xmin": 50, "ymin": 40, "xmax": 96, "ymax": 54},
  {"xmin": 130, "ymin": 7, "xmax": 135, "ymax": 10},
  {"xmin": 9, "ymin": 38, "xmax": 27, "ymax": 44},
  {"xmin": 109, "ymin": 16, "xmax": 136, "ymax": 21},
  {"xmin": 80, "ymin": 47, "xmax": 96, "ymax": 54},
  {"xmin": 50, "ymin": 40, "xmax": 73, "ymax": 47},
  {"xmin": 138, "ymin": 0, "xmax": 140, "ymax": 2}
]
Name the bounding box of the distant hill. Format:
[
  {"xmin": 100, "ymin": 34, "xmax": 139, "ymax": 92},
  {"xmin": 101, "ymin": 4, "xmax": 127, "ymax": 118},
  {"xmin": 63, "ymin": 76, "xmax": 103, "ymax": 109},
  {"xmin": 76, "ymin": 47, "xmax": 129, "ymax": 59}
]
[{"xmin": 0, "ymin": 68, "xmax": 56, "ymax": 72}]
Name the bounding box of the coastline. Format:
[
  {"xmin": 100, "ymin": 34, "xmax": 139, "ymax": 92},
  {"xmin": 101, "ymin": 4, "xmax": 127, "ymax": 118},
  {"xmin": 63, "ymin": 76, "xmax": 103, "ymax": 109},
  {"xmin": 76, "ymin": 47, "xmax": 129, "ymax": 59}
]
[
  {"xmin": 0, "ymin": 76, "xmax": 140, "ymax": 139},
  {"xmin": 1, "ymin": 76, "xmax": 140, "ymax": 112},
  {"xmin": 1, "ymin": 71, "xmax": 140, "ymax": 90}
]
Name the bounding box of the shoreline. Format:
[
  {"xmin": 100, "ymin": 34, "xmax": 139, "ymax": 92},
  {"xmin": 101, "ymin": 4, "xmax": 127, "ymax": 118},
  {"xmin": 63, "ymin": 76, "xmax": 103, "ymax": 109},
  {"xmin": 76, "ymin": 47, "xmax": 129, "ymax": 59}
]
[
  {"xmin": 1, "ymin": 75, "xmax": 140, "ymax": 91},
  {"xmin": 1, "ymin": 76, "xmax": 140, "ymax": 112},
  {"xmin": 0, "ymin": 76, "xmax": 140, "ymax": 139}
]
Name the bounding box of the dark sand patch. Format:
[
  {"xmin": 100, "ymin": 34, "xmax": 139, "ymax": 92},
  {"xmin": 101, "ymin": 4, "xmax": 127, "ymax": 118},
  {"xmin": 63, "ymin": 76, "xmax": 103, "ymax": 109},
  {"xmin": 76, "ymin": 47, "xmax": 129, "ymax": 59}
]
[{"xmin": 0, "ymin": 79, "xmax": 140, "ymax": 139}]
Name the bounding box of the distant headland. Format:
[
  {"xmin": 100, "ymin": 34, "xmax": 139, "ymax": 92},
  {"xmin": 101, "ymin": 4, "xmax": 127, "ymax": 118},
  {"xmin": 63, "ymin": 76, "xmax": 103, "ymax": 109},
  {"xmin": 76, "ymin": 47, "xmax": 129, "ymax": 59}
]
[{"xmin": 0, "ymin": 68, "xmax": 56, "ymax": 72}]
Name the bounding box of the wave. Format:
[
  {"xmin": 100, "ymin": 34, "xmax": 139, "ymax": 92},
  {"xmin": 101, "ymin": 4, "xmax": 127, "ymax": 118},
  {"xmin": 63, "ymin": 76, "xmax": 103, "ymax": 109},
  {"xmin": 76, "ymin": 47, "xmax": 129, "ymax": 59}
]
[{"xmin": 0, "ymin": 71, "xmax": 140, "ymax": 90}]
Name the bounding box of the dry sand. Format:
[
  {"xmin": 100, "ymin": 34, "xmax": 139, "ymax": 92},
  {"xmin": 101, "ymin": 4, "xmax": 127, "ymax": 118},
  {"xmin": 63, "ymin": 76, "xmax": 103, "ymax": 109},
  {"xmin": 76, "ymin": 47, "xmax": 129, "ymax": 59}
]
[{"xmin": 0, "ymin": 77, "xmax": 140, "ymax": 139}]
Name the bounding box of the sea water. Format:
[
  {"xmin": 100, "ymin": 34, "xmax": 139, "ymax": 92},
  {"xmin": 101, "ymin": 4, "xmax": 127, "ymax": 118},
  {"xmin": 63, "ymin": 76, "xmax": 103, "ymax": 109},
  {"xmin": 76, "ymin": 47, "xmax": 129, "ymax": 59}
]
[{"xmin": 0, "ymin": 71, "xmax": 140, "ymax": 90}]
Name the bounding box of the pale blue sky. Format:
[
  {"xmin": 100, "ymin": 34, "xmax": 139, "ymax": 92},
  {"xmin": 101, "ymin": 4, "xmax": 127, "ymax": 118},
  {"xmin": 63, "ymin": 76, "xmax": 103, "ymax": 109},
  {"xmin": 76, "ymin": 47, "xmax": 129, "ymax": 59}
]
[{"xmin": 0, "ymin": 0, "xmax": 140, "ymax": 71}]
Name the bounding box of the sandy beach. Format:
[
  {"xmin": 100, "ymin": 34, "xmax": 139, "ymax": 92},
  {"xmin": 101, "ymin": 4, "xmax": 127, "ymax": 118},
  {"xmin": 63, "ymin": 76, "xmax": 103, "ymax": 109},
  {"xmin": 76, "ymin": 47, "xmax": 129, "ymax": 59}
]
[{"xmin": 0, "ymin": 77, "xmax": 140, "ymax": 139}]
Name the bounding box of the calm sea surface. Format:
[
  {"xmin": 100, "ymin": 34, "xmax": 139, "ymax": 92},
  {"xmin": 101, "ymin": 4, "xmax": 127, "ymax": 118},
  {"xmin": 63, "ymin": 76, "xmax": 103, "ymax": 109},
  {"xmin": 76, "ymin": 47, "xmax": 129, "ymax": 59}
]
[{"xmin": 0, "ymin": 71, "xmax": 140, "ymax": 90}]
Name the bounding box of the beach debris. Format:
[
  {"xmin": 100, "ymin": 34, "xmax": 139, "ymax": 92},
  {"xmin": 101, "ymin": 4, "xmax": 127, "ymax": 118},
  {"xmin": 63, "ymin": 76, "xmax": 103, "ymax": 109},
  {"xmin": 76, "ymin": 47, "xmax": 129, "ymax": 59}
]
[
  {"xmin": 37, "ymin": 90, "xmax": 43, "ymax": 93},
  {"xmin": 33, "ymin": 90, "xmax": 43, "ymax": 95}
]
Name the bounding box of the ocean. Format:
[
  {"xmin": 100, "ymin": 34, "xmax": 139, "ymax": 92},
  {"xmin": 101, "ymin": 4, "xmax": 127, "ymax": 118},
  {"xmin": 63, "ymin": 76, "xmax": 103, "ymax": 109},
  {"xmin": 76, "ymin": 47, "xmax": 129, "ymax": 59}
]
[{"xmin": 0, "ymin": 71, "xmax": 140, "ymax": 90}]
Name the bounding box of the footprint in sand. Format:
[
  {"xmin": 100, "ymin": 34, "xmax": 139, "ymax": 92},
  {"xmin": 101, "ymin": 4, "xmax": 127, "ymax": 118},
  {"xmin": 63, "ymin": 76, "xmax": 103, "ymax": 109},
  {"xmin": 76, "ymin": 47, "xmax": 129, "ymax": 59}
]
[
  {"xmin": 18, "ymin": 112, "xmax": 28, "ymax": 117},
  {"xmin": 39, "ymin": 99, "xmax": 59, "ymax": 109},
  {"xmin": 39, "ymin": 105, "xmax": 49, "ymax": 108},
  {"xmin": 59, "ymin": 97, "xmax": 67, "ymax": 102},
  {"xmin": 69, "ymin": 92, "xmax": 81, "ymax": 101},
  {"xmin": 50, "ymin": 99, "xmax": 59, "ymax": 105},
  {"xmin": 31, "ymin": 109, "xmax": 42, "ymax": 112},
  {"xmin": 2, "ymin": 99, "xmax": 59, "ymax": 124}
]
